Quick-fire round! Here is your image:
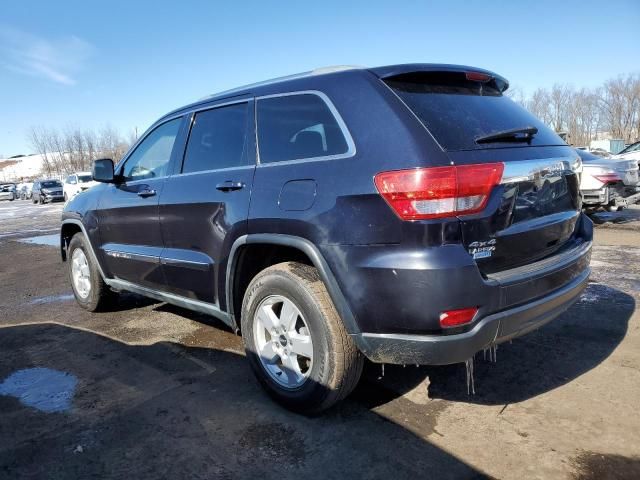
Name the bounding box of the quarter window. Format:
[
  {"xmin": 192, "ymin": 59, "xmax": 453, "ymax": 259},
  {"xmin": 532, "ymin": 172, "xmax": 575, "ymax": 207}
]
[
  {"xmin": 182, "ymin": 102, "xmax": 249, "ymax": 173},
  {"xmin": 257, "ymin": 93, "xmax": 349, "ymax": 163},
  {"xmin": 122, "ymin": 118, "xmax": 182, "ymax": 181}
]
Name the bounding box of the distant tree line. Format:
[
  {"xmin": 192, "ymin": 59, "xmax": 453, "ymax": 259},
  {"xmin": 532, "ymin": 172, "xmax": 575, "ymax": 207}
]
[
  {"xmin": 507, "ymin": 72, "xmax": 640, "ymax": 147},
  {"xmin": 27, "ymin": 125, "xmax": 135, "ymax": 176}
]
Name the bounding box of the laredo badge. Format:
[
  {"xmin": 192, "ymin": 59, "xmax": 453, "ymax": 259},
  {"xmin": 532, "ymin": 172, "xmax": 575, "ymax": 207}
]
[{"xmin": 468, "ymin": 239, "xmax": 496, "ymax": 260}]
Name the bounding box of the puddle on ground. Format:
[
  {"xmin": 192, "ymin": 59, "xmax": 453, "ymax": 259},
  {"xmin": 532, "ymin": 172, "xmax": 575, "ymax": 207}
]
[
  {"xmin": 17, "ymin": 234, "xmax": 58, "ymax": 247},
  {"xmin": 0, "ymin": 367, "xmax": 78, "ymax": 413},
  {"xmin": 28, "ymin": 293, "xmax": 75, "ymax": 305}
]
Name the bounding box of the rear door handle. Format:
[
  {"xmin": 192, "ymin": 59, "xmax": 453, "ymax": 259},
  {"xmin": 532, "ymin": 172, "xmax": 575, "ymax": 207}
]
[
  {"xmin": 137, "ymin": 189, "xmax": 157, "ymax": 198},
  {"xmin": 216, "ymin": 181, "xmax": 244, "ymax": 192}
]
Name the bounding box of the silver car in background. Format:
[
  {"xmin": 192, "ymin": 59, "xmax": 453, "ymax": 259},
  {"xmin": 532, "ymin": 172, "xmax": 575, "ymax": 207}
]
[{"xmin": 577, "ymin": 149, "xmax": 640, "ymax": 211}]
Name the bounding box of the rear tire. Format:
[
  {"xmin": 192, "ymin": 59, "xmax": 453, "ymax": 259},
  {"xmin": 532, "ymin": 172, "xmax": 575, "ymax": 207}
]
[
  {"xmin": 68, "ymin": 233, "xmax": 115, "ymax": 311},
  {"xmin": 64, "ymin": 193, "xmax": 68, "ymax": 202},
  {"xmin": 241, "ymin": 262, "xmax": 363, "ymax": 414}
]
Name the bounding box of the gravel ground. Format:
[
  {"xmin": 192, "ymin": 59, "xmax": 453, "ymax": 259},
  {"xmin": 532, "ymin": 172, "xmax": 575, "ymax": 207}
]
[{"xmin": 0, "ymin": 199, "xmax": 638, "ymax": 479}]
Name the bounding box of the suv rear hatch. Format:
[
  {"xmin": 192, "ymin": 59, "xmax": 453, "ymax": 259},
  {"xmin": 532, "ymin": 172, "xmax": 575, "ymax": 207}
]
[{"xmin": 377, "ymin": 66, "xmax": 584, "ymax": 274}]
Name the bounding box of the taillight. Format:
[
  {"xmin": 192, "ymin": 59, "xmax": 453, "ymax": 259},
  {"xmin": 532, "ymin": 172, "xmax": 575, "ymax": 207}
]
[
  {"xmin": 374, "ymin": 163, "xmax": 504, "ymax": 220},
  {"xmin": 439, "ymin": 307, "xmax": 478, "ymax": 328},
  {"xmin": 465, "ymin": 71, "xmax": 491, "ymax": 82},
  {"xmin": 593, "ymin": 173, "xmax": 621, "ymax": 184}
]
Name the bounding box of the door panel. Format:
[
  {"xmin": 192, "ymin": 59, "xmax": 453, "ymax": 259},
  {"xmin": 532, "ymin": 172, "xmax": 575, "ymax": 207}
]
[
  {"xmin": 159, "ymin": 100, "xmax": 254, "ymax": 304},
  {"xmin": 97, "ymin": 117, "xmax": 184, "ymax": 289},
  {"xmin": 98, "ymin": 180, "xmax": 166, "ymax": 287}
]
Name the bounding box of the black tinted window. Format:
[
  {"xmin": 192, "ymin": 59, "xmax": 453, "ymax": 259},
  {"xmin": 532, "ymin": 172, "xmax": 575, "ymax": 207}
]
[
  {"xmin": 385, "ymin": 72, "xmax": 563, "ymax": 151},
  {"xmin": 182, "ymin": 103, "xmax": 248, "ymax": 173},
  {"xmin": 257, "ymin": 94, "xmax": 349, "ymax": 163},
  {"xmin": 122, "ymin": 118, "xmax": 181, "ymax": 180}
]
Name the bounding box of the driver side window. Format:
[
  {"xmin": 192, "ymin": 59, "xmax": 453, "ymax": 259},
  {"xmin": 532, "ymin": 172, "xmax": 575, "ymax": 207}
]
[{"xmin": 121, "ymin": 118, "xmax": 182, "ymax": 181}]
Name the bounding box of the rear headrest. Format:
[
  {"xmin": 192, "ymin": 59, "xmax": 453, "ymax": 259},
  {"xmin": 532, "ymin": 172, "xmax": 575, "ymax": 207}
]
[{"xmin": 292, "ymin": 131, "xmax": 324, "ymax": 158}]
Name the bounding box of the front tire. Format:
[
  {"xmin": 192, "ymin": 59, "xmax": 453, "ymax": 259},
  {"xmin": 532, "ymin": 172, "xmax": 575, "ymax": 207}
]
[
  {"xmin": 68, "ymin": 233, "xmax": 115, "ymax": 311},
  {"xmin": 241, "ymin": 262, "xmax": 363, "ymax": 414}
]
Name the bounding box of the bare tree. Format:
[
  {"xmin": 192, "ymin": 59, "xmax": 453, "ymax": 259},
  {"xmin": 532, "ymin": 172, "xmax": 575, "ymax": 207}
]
[
  {"xmin": 599, "ymin": 73, "xmax": 640, "ymax": 142},
  {"xmin": 505, "ymin": 86, "xmax": 527, "ymax": 108},
  {"xmin": 507, "ymin": 72, "xmax": 639, "ymax": 146},
  {"xmin": 27, "ymin": 125, "xmax": 133, "ymax": 177},
  {"xmin": 527, "ymin": 88, "xmax": 553, "ymax": 127}
]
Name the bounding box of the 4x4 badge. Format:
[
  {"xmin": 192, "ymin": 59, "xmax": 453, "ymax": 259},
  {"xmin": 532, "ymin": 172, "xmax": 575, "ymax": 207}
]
[{"xmin": 468, "ymin": 239, "xmax": 496, "ymax": 259}]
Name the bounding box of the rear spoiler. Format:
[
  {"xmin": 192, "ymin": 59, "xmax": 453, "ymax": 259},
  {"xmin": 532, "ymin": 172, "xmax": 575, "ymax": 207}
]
[{"xmin": 369, "ymin": 63, "xmax": 509, "ymax": 93}]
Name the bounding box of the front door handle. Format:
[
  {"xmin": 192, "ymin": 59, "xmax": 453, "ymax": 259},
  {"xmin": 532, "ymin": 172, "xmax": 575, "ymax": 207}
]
[
  {"xmin": 216, "ymin": 181, "xmax": 245, "ymax": 192},
  {"xmin": 137, "ymin": 189, "xmax": 157, "ymax": 198}
]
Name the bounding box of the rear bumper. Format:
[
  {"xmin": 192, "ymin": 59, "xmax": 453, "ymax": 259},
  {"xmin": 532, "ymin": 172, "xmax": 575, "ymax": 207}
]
[
  {"xmin": 323, "ymin": 213, "xmax": 593, "ymax": 365},
  {"xmin": 353, "ymin": 266, "xmax": 590, "ymax": 365},
  {"xmin": 582, "ymin": 185, "xmax": 640, "ymax": 206}
]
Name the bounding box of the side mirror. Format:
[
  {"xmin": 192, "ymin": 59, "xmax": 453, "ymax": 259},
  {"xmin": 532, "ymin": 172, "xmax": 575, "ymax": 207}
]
[{"xmin": 92, "ymin": 158, "xmax": 116, "ymax": 183}]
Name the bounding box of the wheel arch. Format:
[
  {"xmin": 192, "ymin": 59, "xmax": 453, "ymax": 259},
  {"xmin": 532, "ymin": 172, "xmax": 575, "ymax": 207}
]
[
  {"xmin": 226, "ymin": 234, "xmax": 361, "ymax": 337},
  {"xmin": 60, "ymin": 219, "xmax": 107, "ymax": 280}
]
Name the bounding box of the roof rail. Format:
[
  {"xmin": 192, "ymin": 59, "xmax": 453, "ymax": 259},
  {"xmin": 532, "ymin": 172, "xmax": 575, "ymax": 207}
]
[{"xmin": 199, "ymin": 65, "xmax": 364, "ymax": 101}]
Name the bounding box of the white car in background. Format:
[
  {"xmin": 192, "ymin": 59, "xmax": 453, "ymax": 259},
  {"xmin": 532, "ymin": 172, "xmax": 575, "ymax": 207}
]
[
  {"xmin": 577, "ymin": 149, "xmax": 640, "ymax": 211},
  {"xmin": 63, "ymin": 172, "xmax": 98, "ymax": 201},
  {"xmin": 613, "ymin": 140, "xmax": 640, "ymax": 166}
]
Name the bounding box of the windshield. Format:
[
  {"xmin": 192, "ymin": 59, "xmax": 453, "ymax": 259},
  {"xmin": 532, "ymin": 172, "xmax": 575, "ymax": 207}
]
[
  {"xmin": 42, "ymin": 180, "xmax": 62, "ymax": 188},
  {"xmin": 384, "ymin": 72, "xmax": 564, "ymax": 151},
  {"xmin": 619, "ymin": 141, "xmax": 640, "ymax": 155},
  {"xmin": 78, "ymin": 175, "xmax": 92, "ymax": 183}
]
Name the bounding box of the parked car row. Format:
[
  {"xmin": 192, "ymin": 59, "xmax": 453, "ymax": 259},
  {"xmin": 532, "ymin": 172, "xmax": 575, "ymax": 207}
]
[{"xmin": 1, "ymin": 172, "xmax": 100, "ymax": 205}]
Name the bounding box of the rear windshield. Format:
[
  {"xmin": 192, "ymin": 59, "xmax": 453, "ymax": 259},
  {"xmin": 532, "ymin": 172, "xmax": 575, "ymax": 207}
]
[
  {"xmin": 78, "ymin": 175, "xmax": 92, "ymax": 183},
  {"xmin": 384, "ymin": 72, "xmax": 564, "ymax": 151}
]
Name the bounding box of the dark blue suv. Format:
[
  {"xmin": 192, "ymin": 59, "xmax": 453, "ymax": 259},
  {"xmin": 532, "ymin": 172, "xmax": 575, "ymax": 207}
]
[{"xmin": 61, "ymin": 64, "xmax": 592, "ymax": 413}]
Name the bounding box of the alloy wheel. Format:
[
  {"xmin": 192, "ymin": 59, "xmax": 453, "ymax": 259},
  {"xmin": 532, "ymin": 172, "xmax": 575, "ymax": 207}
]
[
  {"xmin": 71, "ymin": 248, "xmax": 91, "ymax": 299},
  {"xmin": 253, "ymin": 295, "xmax": 313, "ymax": 389}
]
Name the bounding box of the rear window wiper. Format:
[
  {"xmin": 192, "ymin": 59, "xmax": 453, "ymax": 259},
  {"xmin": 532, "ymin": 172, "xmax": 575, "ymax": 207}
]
[{"xmin": 475, "ymin": 126, "xmax": 538, "ymax": 144}]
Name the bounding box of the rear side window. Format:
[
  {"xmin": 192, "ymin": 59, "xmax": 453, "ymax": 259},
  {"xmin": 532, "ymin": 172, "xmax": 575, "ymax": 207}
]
[
  {"xmin": 257, "ymin": 93, "xmax": 350, "ymax": 163},
  {"xmin": 384, "ymin": 72, "xmax": 563, "ymax": 151},
  {"xmin": 182, "ymin": 102, "xmax": 249, "ymax": 173}
]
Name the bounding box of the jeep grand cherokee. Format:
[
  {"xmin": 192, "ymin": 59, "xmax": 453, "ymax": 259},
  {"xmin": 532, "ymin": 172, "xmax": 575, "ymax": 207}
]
[{"xmin": 61, "ymin": 64, "xmax": 592, "ymax": 413}]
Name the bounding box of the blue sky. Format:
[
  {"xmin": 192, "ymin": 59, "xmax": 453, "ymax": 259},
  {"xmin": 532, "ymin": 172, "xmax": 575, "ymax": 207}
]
[{"xmin": 1, "ymin": 0, "xmax": 639, "ymax": 156}]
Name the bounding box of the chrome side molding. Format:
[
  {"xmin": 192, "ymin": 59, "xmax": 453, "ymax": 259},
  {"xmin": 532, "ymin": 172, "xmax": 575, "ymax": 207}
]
[{"xmin": 501, "ymin": 156, "xmax": 581, "ymax": 184}]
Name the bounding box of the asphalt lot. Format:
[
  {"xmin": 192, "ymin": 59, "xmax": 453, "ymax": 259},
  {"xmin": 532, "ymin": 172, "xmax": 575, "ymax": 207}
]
[{"xmin": 0, "ymin": 199, "xmax": 639, "ymax": 479}]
